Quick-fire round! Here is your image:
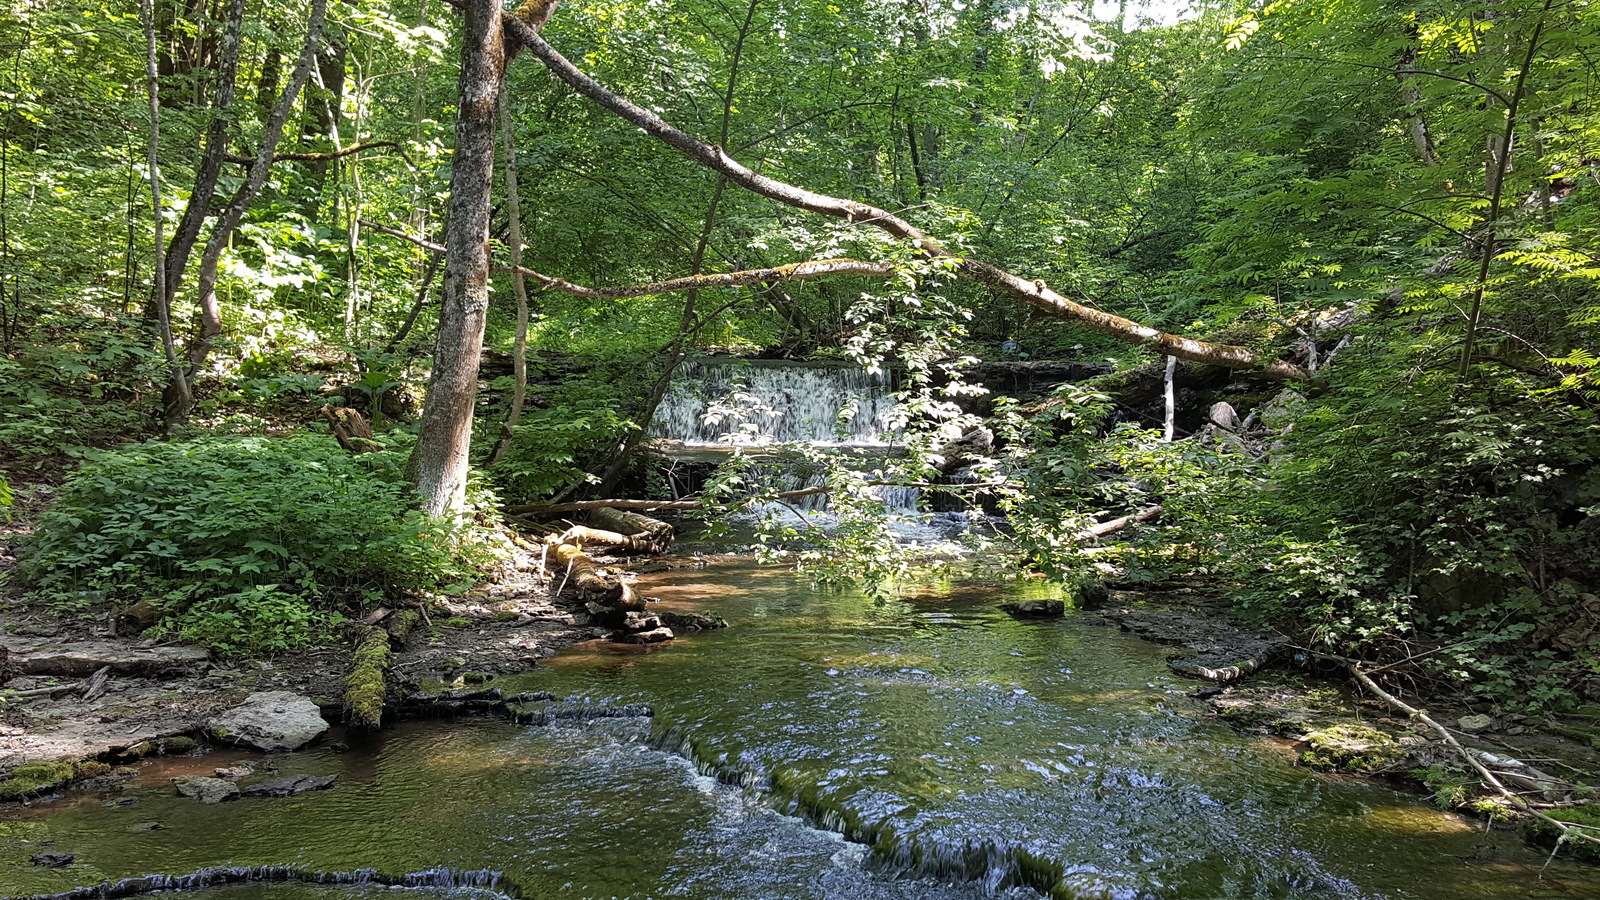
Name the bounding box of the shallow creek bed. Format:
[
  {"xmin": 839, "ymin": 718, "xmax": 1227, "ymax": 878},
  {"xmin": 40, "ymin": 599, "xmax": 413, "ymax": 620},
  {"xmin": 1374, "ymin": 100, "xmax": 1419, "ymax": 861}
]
[{"xmin": 3, "ymin": 561, "xmax": 1599, "ymax": 900}]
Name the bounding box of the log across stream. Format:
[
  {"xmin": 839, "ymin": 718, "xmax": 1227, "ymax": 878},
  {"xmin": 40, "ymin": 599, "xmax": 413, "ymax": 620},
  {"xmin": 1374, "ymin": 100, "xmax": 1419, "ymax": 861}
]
[{"xmin": 4, "ymin": 561, "xmax": 1596, "ymax": 900}]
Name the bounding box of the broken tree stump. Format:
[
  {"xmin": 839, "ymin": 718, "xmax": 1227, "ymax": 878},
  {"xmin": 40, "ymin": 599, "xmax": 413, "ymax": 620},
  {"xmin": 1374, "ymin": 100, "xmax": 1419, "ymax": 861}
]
[{"xmin": 320, "ymin": 405, "xmax": 379, "ymax": 453}]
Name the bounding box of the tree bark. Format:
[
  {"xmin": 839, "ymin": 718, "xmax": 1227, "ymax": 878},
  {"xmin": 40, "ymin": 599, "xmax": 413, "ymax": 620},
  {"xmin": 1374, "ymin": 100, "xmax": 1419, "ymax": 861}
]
[
  {"xmin": 163, "ymin": 0, "xmax": 330, "ymax": 427},
  {"xmin": 506, "ymin": 21, "xmax": 1307, "ymax": 381},
  {"xmin": 410, "ymin": 0, "xmax": 505, "ymax": 517}
]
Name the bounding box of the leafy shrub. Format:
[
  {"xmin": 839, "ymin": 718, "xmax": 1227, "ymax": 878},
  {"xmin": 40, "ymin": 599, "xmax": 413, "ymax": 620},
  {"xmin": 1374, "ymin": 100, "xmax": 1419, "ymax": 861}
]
[{"xmin": 18, "ymin": 433, "xmax": 508, "ymax": 654}]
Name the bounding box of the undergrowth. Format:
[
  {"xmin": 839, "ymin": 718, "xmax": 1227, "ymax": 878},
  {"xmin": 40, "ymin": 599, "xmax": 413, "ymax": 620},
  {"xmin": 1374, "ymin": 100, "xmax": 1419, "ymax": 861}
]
[{"xmin": 17, "ymin": 432, "xmax": 510, "ymax": 654}]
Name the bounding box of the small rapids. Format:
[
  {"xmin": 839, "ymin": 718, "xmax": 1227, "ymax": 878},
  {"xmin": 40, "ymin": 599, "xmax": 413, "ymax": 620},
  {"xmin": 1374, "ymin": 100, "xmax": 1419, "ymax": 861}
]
[{"xmin": 5, "ymin": 562, "xmax": 1597, "ymax": 900}]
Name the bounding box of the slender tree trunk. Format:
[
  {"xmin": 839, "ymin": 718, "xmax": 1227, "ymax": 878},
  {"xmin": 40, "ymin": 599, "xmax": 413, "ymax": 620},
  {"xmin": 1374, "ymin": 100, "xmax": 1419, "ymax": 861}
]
[
  {"xmin": 152, "ymin": 0, "xmax": 246, "ymax": 321},
  {"xmin": 488, "ymin": 88, "xmax": 532, "ymax": 469},
  {"xmin": 140, "ymin": 0, "xmax": 187, "ymax": 424},
  {"xmin": 1396, "ymin": 49, "xmax": 1437, "ymax": 166},
  {"xmin": 1458, "ymin": 0, "xmax": 1549, "ymax": 381},
  {"xmin": 163, "ymin": 0, "xmax": 330, "ymax": 426},
  {"xmin": 1162, "ymin": 354, "xmax": 1176, "ymax": 442},
  {"xmin": 410, "ymin": 0, "xmax": 505, "ymax": 517}
]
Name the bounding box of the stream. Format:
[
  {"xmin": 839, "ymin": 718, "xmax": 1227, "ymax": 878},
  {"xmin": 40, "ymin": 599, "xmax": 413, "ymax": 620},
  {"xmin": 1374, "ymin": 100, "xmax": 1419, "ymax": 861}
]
[{"xmin": 3, "ymin": 562, "xmax": 1596, "ymax": 900}]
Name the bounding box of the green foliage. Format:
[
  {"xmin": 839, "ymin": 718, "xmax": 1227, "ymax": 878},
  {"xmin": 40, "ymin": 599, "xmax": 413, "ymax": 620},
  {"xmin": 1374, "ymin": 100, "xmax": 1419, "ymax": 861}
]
[
  {"xmin": 18, "ymin": 433, "xmax": 507, "ymax": 654},
  {"xmin": 1525, "ymin": 804, "xmax": 1600, "ymax": 862},
  {"xmin": 1412, "ymin": 763, "xmax": 1475, "ymax": 809}
]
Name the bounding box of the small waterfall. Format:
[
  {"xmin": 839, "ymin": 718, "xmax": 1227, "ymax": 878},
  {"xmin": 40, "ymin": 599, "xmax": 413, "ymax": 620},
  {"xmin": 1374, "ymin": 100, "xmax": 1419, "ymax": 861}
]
[
  {"xmin": 649, "ymin": 359, "xmax": 922, "ymax": 516},
  {"xmin": 649, "ymin": 360, "xmax": 898, "ymax": 447}
]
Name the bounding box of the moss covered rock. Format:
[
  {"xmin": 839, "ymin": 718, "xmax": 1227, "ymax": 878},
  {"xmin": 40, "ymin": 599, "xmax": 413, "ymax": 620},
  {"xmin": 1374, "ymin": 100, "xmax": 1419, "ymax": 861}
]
[
  {"xmin": 1526, "ymin": 804, "xmax": 1600, "ymax": 862},
  {"xmin": 0, "ymin": 759, "xmax": 114, "ymax": 801},
  {"xmin": 1299, "ymin": 724, "xmax": 1405, "ymax": 774}
]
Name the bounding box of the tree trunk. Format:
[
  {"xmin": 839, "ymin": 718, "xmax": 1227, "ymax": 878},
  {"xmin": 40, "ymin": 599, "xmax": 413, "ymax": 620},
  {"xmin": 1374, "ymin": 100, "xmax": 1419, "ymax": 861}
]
[
  {"xmin": 140, "ymin": 0, "xmax": 187, "ymax": 424},
  {"xmin": 163, "ymin": 0, "xmax": 330, "ymax": 427},
  {"xmin": 152, "ymin": 0, "xmax": 246, "ymax": 322},
  {"xmin": 410, "ymin": 0, "xmax": 505, "ymax": 517},
  {"xmin": 487, "ymin": 87, "xmax": 532, "ymax": 469}
]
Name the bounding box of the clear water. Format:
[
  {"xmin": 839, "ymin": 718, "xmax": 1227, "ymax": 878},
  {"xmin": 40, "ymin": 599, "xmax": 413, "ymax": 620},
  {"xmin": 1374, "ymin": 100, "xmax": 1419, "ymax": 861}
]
[{"xmin": 4, "ymin": 563, "xmax": 1595, "ymax": 900}]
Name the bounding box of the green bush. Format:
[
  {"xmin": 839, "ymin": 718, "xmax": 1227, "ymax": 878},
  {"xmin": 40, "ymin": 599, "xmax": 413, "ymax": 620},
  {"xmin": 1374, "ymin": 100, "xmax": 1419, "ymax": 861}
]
[{"xmin": 18, "ymin": 433, "xmax": 508, "ymax": 654}]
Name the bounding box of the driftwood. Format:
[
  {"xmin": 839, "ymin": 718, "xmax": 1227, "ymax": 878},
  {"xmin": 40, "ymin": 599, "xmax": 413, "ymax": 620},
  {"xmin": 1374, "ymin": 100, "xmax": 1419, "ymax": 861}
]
[
  {"xmin": 320, "ymin": 405, "xmax": 378, "ymax": 453},
  {"xmin": 82, "ymin": 665, "xmax": 112, "ymax": 702}
]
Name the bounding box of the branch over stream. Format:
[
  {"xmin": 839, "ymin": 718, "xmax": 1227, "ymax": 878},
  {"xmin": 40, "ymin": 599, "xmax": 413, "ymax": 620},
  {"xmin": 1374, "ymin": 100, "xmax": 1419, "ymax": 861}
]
[{"xmin": 505, "ymin": 18, "xmax": 1307, "ymax": 381}]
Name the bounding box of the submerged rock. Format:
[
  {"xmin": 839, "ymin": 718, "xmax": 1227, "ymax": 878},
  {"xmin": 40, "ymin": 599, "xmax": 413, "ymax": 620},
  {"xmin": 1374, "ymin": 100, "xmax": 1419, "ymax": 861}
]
[
  {"xmin": 31, "ymin": 852, "xmax": 74, "ymax": 867},
  {"xmin": 241, "ymin": 774, "xmax": 336, "ymax": 797},
  {"xmin": 208, "ymin": 691, "xmax": 328, "ymax": 752},
  {"xmin": 658, "ymin": 611, "xmax": 728, "ymax": 632},
  {"xmin": 1298, "ymin": 724, "xmax": 1406, "ymax": 774},
  {"xmin": 173, "ymin": 776, "xmax": 239, "ymax": 804},
  {"xmin": 1001, "ymin": 599, "xmax": 1064, "ymax": 618}
]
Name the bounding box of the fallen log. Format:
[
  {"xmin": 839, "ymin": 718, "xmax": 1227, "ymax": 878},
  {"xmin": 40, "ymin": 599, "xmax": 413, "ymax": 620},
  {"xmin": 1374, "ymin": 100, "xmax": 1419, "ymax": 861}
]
[
  {"xmin": 588, "ymin": 507, "xmax": 673, "ymax": 551},
  {"xmin": 549, "ymin": 541, "xmax": 624, "ymax": 602},
  {"xmin": 1076, "ymin": 505, "xmax": 1162, "ymax": 540},
  {"xmin": 344, "ymin": 625, "xmax": 392, "ymax": 729},
  {"xmin": 558, "ymin": 524, "xmax": 661, "ymax": 555}
]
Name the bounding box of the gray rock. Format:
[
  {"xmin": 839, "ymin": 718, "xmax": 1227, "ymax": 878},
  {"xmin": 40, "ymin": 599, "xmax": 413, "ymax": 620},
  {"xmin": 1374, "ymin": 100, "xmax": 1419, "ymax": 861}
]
[
  {"xmin": 1001, "ymin": 599, "xmax": 1065, "ymax": 618},
  {"xmin": 1457, "ymin": 713, "xmax": 1495, "ymax": 734},
  {"xmin": 241, "ymin": 774, "xmax": 337, "ymax": 797},
  {"xmin": 0, "ymin": 638, "xmax": 209, "ymax": 678},
  {"xmin": 173, "ymin": 776, "xmax": 239, "ymax": 804},
  {"xmin": 208, "ymin": 691, "xmax": 328, "ymax": 752},
  {"xmin": 31, "ymin": 852, "xmax": 74, "ymax": 867},
  {"xmin": 621, "ymin": 612, "xmax": 661, "ymax": 632}
]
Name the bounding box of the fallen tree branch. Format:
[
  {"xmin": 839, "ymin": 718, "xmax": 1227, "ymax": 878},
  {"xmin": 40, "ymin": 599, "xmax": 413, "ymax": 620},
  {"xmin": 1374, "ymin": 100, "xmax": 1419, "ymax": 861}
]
[
  {"xmin": 506, "ymin": 18, "xmax": 1307, "ymax": 381},
  {"xmin": 1342, "ymin": 660, "xmax": 1599, "ymax": 858},
  {"xmin": 359, "ymin": 218, "xmax": 891, "ymax": 298},
  {"xmin": 1076, "ymin": 505, "xmax": 1162, "ymax": 540},
  {"xmin": 227, "ymin": 139, "xmax": 409, "ymax": 167}
]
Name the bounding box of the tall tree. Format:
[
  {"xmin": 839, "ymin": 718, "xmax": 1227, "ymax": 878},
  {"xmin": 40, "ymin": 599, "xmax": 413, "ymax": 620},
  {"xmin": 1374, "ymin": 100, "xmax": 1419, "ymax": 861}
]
[{"xmin": 410, "ymin": 0, "xmax": 505, "ymax": 516}]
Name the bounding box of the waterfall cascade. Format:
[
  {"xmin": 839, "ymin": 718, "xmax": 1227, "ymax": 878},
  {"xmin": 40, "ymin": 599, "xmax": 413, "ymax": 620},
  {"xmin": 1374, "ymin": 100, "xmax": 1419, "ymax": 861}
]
[
  {"xmin": 648, "ymin": 359, "xmax": 898, "ymax": 447},
  {"xmin": 648, "ymin": 359, "xmax": 918, "ymax": 514}
]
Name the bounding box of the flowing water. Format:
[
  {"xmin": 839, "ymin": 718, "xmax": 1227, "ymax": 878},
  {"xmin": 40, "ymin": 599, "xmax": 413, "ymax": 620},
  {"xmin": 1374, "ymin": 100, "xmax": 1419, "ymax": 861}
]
[
  {"xmin": 649, "ymin": 360, "xmax": 899, "ymax": 448},
  {"xmin": 4, "ymin": 563, "xmax": 1595, "ymax": 900}
]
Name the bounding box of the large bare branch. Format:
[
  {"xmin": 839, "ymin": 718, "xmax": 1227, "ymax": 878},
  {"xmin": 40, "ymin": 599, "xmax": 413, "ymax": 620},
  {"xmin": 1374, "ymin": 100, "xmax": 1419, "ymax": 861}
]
[
  {"xmin": 360, "ymin": 218, "xmax": 892, "ymax": 297},
  {"xmin": 506, "ymin": 19, "xmax": 1307, "ymax": 381}
]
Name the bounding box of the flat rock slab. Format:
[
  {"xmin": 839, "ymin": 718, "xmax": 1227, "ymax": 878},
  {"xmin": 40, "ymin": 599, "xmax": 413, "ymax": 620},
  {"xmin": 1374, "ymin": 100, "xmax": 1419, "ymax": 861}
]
[
  {"xmin": 174, "ymin": 776, "xmax": 239, "ymax": 804},
  {"xmin": 0, "ymin": 637, "xmax": 209, "ymax": 678},
  {"xmin": 610, "ymin": 627, "xmax": 673, "ymax": 645},
  {"xmin": 208, "ymin": 691, "xmax": 328, "ymax": 752},
  {"xmin": 241, "ymin": 774, "xmax": 336, "ymax": 797}
]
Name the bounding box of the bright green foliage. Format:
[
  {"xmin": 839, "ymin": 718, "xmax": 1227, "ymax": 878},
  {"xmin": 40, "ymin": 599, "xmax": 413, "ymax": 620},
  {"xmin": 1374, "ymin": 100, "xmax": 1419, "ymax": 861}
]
[
  {"xmin": 1525, "ymin": 804, "xmax": 1600, "ymax": 862},
  {"xmin": 17, "ymin": 434, "xmax": 508, "ymax": 653}
]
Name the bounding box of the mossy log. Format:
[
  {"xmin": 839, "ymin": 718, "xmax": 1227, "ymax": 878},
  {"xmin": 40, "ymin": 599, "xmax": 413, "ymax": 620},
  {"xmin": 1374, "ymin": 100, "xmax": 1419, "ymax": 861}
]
[
  {"xmin": 587, "ymin": 507, "xmax": 673, "ymax": 552},
  {"xmin": 548, "ymin": 541, "xmax": 624, "ymax": 602},
  {"xmin": 344, "ymin": 625, "xmax": 392, "ymax": 729}
]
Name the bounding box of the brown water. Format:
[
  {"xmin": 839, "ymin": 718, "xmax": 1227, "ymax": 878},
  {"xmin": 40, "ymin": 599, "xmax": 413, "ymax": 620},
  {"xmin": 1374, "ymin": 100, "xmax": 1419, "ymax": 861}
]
[{"xmin": 3, "ymin": 562, "xmax": 1595, "ymax": 900}]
